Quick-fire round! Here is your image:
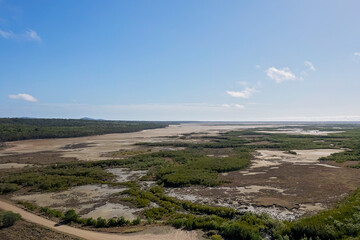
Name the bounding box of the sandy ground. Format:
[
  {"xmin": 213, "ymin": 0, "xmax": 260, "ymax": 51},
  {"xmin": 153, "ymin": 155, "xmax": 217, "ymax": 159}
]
[
  {"xmin": 0, "ymin": 123, "xmax": 276, "ymax": 161},
  {"xmin": 0, "ymin": 199, "xmax": 203, "ymax": 240}
]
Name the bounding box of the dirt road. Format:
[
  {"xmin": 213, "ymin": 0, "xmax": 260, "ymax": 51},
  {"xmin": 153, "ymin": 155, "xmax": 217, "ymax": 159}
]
[{"xmin": 0, "ymin": 200, "xmax": 201, "ymax": 240}]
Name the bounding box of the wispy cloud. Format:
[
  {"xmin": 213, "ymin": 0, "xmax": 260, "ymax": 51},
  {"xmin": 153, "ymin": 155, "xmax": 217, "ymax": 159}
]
[
  {"xmin": 0, "ymin": 28, "xmax": 41, "ymax": 42},
  {"xmin": 222, "ymin": 103, "xmax": 245, "ymax": 110},
  {"xmin": 226, "ymin": 87, "xmax": 258, "ymax": 99},
  {"xmin": 24, "ymin": 29, "xmax": 41, "ymax": 42},
  {"xmin": 355, "ymin": 52, "xmax": 360, "ymax": 57},
  {"xmin": 9, "ymin": 93, "xmax": 38, "ymax": 102},
  {"xmin": 304, "ymin": 61, "xmax": 316, "ymax": 71},
  {"xmin": 266, "ymin": 67, "xmax": 299, "ymax": 83},
  {"xmin": 0, "ymin": 29, "xmax": 13, "ymax": 39}
]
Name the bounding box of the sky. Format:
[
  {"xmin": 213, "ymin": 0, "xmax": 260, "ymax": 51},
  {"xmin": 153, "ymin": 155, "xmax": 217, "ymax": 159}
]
[{"xmin": 1, "ymin": 0, "xmax": 360, "ymax": 121}]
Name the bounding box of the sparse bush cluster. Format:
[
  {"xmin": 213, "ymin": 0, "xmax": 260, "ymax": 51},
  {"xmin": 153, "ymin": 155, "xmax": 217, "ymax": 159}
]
[
  {"xmin": 0, "ymin": 183, "xmax": 18, "ymax": 194},
  {"xmin": 1, "ymin": 165, "xmax": 113, "ymax": 191},
  {"xmin": 40, "ymin": 207, "xmax": 64, "ymax": 218},
  {"xmin": 0, "ymin": 211, "xmax": 21, "ymax": 228},
  {"xmin": 62, "ymin": 209, "xmax": 141, "ymax": 228},
  {"xmin": 17, "ymin": 200, "xmax": 37, "ymax": 211}
]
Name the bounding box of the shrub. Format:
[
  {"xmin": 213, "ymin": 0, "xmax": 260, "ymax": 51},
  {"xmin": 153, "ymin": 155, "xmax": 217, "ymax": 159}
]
[
  {"xmin": 117, "ymin": 216, "xmax": 130, "ymax": 226},
  {"xmin": 132, "ymin": 217, "xmax": 141, "ymax": 225},
  {"xmin": 211, "ymin": 235, "xmax": 224, "ymax": 240},
  {"xmin": 0, "ymin": 183, "xmax": 18, "ymax": 194},
  {"xmin": 84, "ymin": 218, "xmax": 96, "ymax": 226},
  {"xmin": 63, "ymin": 209, "xmax": 78, "ymax": 223},
  {"xmin": 95, "ymin": 217, "xmax": 107, "ymax": 228},
  {"xmin": 40, "ymin": 207, "xmax": 63, "ymax": 218},
  {"xmin": 107, "ymin": 218, "xmax": 118, "ymax": 227},
  {"xmin": 17, "ymin": 201, "xmax": 36, "ymax": 211},
  {"xmin": 0, "ymin": 211, "xmax": 21, "ymax": 228}
]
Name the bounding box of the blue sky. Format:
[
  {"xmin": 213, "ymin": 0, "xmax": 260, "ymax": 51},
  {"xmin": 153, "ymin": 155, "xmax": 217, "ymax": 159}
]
[{"xmin": 1, "ymin": 0, "xmax": 360, "ymax": 121}]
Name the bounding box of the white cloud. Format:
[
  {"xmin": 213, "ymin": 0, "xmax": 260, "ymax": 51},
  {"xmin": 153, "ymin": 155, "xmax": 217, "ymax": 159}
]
[
  {"xmin": 222, "ymin": 103, "xmax": 245, "ymax": 110},
  {"xmin": 266, "ymin": 67, "xmax": 298, "ymax": 83},
  {"xmin": 25, "ymin": 29, "xmax": 41, "ymax": 42},
  {"xmin": 226, "ymin": 87, "xmax": 258, "ymax": 98},
  {"xmin": 222, "ymin": 104, "xmax": 231, "ymax": 108},
  {"xmin": 234, "ymin": 104, "xmax": 245, "ymax": 109},
  {"xmin": 9, "ymin": 93, "xmax": 38, "ymax": 102},
  {"xmin": 304, "ymin": 61, "xmax": 316, "ymax": 71},
  {"xmin": 0, "ymin": 29, "xmax": 14, "ymax": 39},
  {"xmin": 355, "ymin": 52, "xmax": 360, "ymax": 57},
  {"xmin": 255, "ymin": 65, "xmax": 261, "ymax": 69},
  {"xmin": 0, "ymin": 28, "xmax": 41, "ymax": 42}
]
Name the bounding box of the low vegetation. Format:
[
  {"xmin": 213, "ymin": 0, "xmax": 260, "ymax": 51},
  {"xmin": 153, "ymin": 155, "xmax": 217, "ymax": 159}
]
[
  {"xmin": 0, "ymin": 211, "xmax": 21, "ymax": 228},
  {"xmin": 1, "ymin": 165, "xmax": 113, "ymax": 191},
  {"xmin": 276, "ymin": 188, "xmax": 360, "ymax": 240}
]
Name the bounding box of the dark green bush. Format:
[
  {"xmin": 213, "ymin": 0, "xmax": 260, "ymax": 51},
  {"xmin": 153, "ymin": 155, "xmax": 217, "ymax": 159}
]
[
  {"xmin": 63, "ymin": 209, "xmax": 79, "ymax": 223},
  {"xmin": 132, "ymin": 217, "xmax": 141, "ymax": 225},
  {"xmin": 40, "ymin": 207, "xmax": 64, "ymax": 218},
  {"xmin": 0, "ymin": 183, "xmax": 18, "ymax": 194},
  {"xmin": 95, "ymin": 217, "xmax": 107, "ymax": 228},
  {"xmin": 0, "ymin": 211, "xmax": 21, "ymax": 228},
  {"xmin": 17, "ymin": 201, "xmax": 36, "ymax": 211}
]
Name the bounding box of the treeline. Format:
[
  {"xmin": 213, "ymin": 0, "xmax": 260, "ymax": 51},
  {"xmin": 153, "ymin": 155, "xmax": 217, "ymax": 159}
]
[{"xmin": 0, "ymin": 118, "xmax": 169, "ymax": 141}]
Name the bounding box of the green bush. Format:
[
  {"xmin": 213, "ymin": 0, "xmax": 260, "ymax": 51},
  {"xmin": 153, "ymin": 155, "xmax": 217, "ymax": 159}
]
[
  {"xmin": 40, "ymin": 207, "xmax": 64, "ymax": 218},
  {"xmin": 132, "ymin": 217, "xmax": 141, "ymax": 225},
  {"xmin": 0, "ymin": 183, "xmax": 19, "ymax": 194},
  {"xmin": 0, "ymin": 211, "xmax": 21, "ymax": 228},
  {"xmin": 63, "ymin": 209, "xmax": 79, "ymax": 223},
  {"xmin": 84, "ymin": 218, "xmax": 96, "ymax": 226},
  {"xmin": 17, "ymin": 201, "xmax": 36, "ymax": 211},
  {"xmin": 211, "ymin": 234, "xmax": 224, "ymax": 240},
  {"xmin": 95, "ymin": 217, "xmax": 107, "ymax": 228}
]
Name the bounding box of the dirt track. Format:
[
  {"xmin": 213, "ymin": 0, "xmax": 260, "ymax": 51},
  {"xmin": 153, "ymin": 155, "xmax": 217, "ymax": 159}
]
[{"xmin": 0, "ymin": 200, "xmax": 201, "ymax": 240}]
